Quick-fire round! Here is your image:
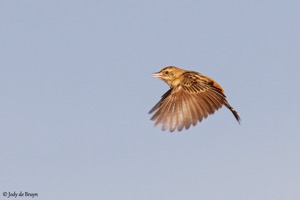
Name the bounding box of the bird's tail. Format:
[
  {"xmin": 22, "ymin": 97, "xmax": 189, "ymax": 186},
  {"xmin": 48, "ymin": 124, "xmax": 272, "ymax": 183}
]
[{"xmin": 224, "ymin": 101, "xmax": 241, "ymax": 124}]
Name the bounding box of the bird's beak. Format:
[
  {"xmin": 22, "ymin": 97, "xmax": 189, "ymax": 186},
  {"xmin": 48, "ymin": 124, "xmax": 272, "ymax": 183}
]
[{"xmin": 151, "ymin": 72, "xmax": 162, "ymax": 78}]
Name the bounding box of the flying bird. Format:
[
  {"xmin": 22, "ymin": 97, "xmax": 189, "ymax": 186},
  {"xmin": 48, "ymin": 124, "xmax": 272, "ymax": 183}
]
[{"xmin": 149, "ymin": 66, "xmax": 241, "ymax": 132}]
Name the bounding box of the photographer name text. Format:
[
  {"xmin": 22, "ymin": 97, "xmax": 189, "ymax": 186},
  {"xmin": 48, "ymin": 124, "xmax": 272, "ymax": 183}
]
[{"xmin": 2, "ymin": 191, "xmax": 38, "ymax": 198}]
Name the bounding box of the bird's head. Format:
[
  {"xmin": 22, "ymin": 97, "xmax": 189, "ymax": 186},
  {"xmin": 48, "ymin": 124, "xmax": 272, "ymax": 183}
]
[{"xmin": 152, "ymin": 66, "xmax": 185, "ymax": 87}]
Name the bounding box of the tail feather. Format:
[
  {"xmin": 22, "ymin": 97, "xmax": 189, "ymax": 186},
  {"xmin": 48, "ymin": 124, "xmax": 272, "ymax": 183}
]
[{"xmin": 224, "ymin": 101, "xmax": 241, "ymax": 124}]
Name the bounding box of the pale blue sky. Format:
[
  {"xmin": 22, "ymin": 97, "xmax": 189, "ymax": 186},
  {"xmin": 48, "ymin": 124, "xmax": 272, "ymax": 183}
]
[{"xmin": 1, "ymin": 1, "xmax": 300, "ymax": 200}]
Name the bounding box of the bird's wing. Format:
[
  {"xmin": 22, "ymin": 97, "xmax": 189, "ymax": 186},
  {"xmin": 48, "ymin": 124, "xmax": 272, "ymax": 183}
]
[
  {"xmin": 182, "ymin": 72, "xmax": 241, "ymax": 123},
  {"xmin": 149, "ymin": 72, "xmax": 228, "ymax": 132}
]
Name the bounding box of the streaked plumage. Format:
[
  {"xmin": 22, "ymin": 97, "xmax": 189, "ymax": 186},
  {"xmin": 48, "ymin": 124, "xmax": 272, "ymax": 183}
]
[{"xmin": 149, "ymin": 66, "xmax": 241, "ymax": 132}]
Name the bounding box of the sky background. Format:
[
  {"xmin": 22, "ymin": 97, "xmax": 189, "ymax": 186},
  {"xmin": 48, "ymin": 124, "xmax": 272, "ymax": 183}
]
[{"xmin": 1, "ymin": 1, "xmax": 300, "ymax": 200}]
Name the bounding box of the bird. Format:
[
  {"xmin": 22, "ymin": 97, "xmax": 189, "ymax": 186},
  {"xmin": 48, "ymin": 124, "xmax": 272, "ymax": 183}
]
[{"xmin": 149, "ymin": 66, "xmax": 241, "ymax": 132}]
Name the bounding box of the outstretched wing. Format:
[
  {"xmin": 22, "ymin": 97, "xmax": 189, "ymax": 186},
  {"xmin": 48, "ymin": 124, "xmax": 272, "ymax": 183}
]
[{"xmin": 149, "ymin": 72, "xmax": 239, "ymax": 132}]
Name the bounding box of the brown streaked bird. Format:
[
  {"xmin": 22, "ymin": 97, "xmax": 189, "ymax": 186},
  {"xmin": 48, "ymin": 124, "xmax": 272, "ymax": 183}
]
[{"xmin": 149, "ymin": 66, "xmax": 241, "ymax": 132}]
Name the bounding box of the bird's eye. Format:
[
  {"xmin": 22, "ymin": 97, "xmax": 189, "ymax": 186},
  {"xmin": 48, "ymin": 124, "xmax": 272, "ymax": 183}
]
[{"xmin": 164, "ymin": 71, "xmax": 169, "ymax": 75}]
